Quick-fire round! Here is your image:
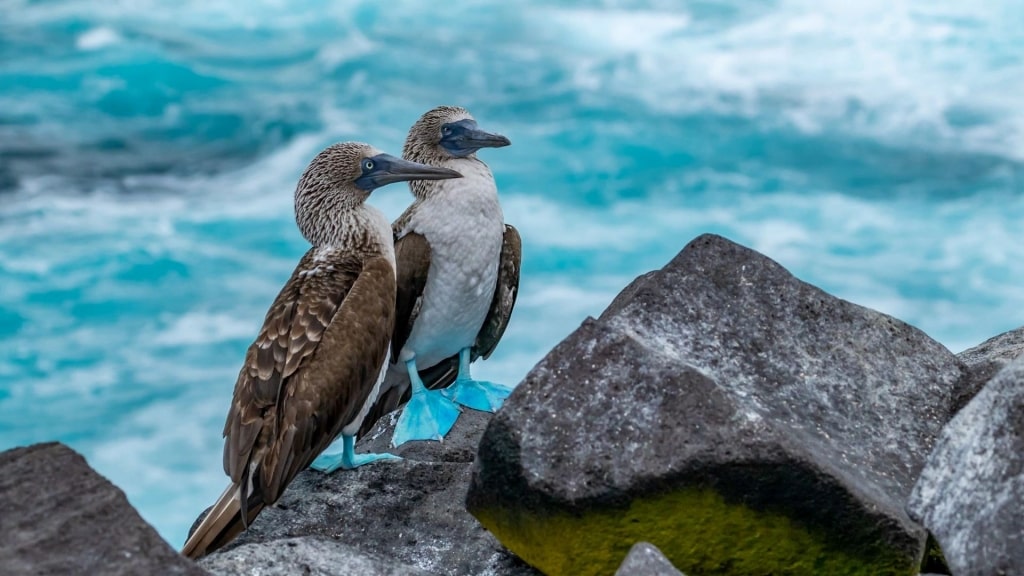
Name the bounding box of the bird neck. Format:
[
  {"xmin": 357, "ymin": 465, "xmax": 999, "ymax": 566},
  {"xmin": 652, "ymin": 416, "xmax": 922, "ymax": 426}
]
[
  {"xmin": 296, "ymin": 194, "xmax": 390, "ymax": 256},
  {"xmin": 408, "ymin": 156, "xmax": 492, "ymax": 202}
]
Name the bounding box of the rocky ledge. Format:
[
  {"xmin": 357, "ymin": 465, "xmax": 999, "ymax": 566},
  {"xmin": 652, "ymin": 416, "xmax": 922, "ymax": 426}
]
[
  {"xmin": 196, "ymin": 409, "xmax": 538, "ymax": 576},
  {"xmin": 4, "ymin": 233, "xmax": 1022, "ymax": 576},
  {"xmin": 0, "ymin": 442, "xmax": 205, "ymax": 576}
]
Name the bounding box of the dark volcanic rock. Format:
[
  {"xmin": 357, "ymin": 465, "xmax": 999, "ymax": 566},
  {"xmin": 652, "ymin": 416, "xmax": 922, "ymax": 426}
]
[
  {"xmin": 0, "ymin": 442, "xmax": 206, "ymax": 576},
  {"xmin": 200, "ymin": 537, "xmax": 430, "ymax": 575},
  {"xmin": 614, "ymin": 542, "xmax": 685, "ymax": 576},
  {"xmin": 198, "ymin": 409, "xmax": 538, "ymax": 576},
  {"xmin": 954, "ymin": 326, "xmax": 1024, "ymax": 413},
  {"xmin": 467, "ymin": 234, "xmax": 965, "ymax": 576},
  {"xmin": 907, "ymin": 355, "xmax": 1024, "ymax": 576}
]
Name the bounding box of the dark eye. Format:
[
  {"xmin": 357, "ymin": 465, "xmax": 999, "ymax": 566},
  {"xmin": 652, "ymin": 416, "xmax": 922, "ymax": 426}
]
[
  {"xmin": 442, "ymin": 126, "xmax": 452, "ymax": 136},
  {"xmin": 363, "ymin": 159, "xmax": 374, "ymax": 171}
]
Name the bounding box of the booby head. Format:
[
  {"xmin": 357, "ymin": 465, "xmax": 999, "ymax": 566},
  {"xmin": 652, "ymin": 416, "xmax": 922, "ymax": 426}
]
[
  {"xmin": 294, "ymin": 142, "xmax": 462, "ymax": 245},
  {"xmin": 404, "ymin": 106, "xmax": 511, "ymax": 161}
]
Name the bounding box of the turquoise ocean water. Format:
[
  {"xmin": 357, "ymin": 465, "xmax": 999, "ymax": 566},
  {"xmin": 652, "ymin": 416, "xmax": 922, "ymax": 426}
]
[{"xmin": 1, "ymin": 0, "xmax": 1022, "ymax": 547}]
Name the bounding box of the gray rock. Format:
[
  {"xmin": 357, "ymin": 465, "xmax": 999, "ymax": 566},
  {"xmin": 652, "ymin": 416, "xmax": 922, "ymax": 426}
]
[
  {"xmin": 907, "ymin": 355, "xmax": 1024, "ymax": 576},
  {"xmin": 954, "ymin": 326, "xmax": 1024, "ymax": 413},
  {"xmin": 614, "ymin": 542, "xmax": 685, "ymax": 576},
  {"xmin": 604, "ymin": 270, "xmax": 659, "ymax": 315},
  {"xmin": 0, "ymin": 442, "xmax": 206, "ymax": 576},
  {"xmin": 200, "ymin": 537, "xmax": 430, "ymax": 575},
  {"xmin": 199, "ymin": 408, "xmax": 538, "ymax": 576},
  {"xmin": 467, "ymin": 234, "xmax": 965, "ymax": 576}
]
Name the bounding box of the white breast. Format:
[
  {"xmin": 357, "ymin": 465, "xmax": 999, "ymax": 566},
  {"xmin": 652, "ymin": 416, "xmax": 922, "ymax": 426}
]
[{"xmin": 399, "ymin": 158, "xmax": 505, "ymax": 369}]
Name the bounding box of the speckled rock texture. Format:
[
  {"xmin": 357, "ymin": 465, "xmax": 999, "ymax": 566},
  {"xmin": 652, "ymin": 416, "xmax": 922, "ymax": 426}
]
[
  {"xmin": 467, "ymin": 234, "xmax": 966, "ymax": 576},
  {"xmin": 614, "ymin": 542, "xmax": 685, "ymax": 576},
  {"xmin": 954, "ymin": 326, "xmax": 1024, "ymax": 413},
  {"xmin": 0, "ymin": 442, "xmax": 207, "ymax": 576},
  {"xmin": 193, "ymin": 409, "xmax": 539, "ymax": 576},
  {"xmin": 907, "ymin": 355, "xmax": 1024, "ymax": 576},
  {"xmin": 200, "ymin": 537, "xmax": 430, "ymax": 576}
]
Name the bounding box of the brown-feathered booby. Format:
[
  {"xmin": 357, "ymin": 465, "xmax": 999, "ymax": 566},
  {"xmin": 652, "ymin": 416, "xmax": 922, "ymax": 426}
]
[
  {"xmin": 180, "ymin": 142, "xmax": 461, "ymax": 559},
  {"xmin": 356, "ymin": 106, "xmax": 520, "ymax": 446}
]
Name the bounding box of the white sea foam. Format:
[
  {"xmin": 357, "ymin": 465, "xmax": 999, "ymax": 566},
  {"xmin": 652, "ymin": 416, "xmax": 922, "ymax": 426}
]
[
  {"xmin": 7, "ymin": 0, "xmax": 363, "ymax": 31},
  {"xmin": 75, "ymin": 27, "xmax": 121, "ymax": 50},
  {"xmin": 152, "ymin": 312, "xmax": 257, "ymax": 347},
  {"xmin": 543, "ymin": 0, "xmax": 1024, "ymax": 159}
]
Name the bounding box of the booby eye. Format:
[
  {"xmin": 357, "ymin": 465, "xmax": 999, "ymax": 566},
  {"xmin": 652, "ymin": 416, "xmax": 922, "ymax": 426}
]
[
  {"xmin": 362, "ymin": 159, "xmax": 374, "ymax": 171},
  {"xmin": 441, "ymin": 126, "xmax": 453, "ymax": 136}
]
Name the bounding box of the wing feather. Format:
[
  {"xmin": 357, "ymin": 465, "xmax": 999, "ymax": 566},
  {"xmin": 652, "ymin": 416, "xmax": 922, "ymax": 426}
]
[
  {"xmin": 222, "ymin": 248, "xmax": 395, "ymax": 507},
  {"xmin": 391, "ymin": 231, "xmax": 432, "ymax": 360},
  {"xmin": 473, "ymin": 224, "xmax": 521, "ymax": 360}
]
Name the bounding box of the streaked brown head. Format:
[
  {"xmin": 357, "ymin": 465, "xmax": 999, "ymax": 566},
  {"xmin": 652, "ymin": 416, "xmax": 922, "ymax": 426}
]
[
  {"xmin": 403, "ymin": 106, "xmax": 511, "ymax": 164},
  {"xmin": 294, "ymin": 141, "xmax": 461, "ymax": 244}
]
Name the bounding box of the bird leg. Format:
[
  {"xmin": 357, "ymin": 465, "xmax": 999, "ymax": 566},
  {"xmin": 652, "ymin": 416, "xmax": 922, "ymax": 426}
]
[
  {"xmin": 310, "ymin": 434, "xmax": 400, "ymax": 473},
  {"xmin": 392, "ymin": 358, "xmax": 461, "ymax": 447},
  {"xmin": 441, "ymin": 347, "xmax": 513, "ymax": 412}
]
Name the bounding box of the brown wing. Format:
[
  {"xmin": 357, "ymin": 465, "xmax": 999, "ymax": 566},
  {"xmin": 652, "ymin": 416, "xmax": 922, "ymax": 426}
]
[
  {"xmin": 391, "ymin": 231, "xmax": 432, "ymax": 360},
  {"xmin": 222, "ymin": 248, "xmax": 395, "ymax": 513},
  {"xmin": 474, "ymin": 224, "xmax": 521, "ymax": 360}
]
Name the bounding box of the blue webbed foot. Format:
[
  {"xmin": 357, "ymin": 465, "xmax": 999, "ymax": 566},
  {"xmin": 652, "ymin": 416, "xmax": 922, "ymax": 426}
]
[
  {"xmin": 392, "ymin": 386, "xmax": 461, "ymax": 447},
  {"xmin": 440, "ymin": 347, "xmax": 513, "ymax": 412},
  {"xmin": 310, "ymin": 435, "xmax": 400, "ymax": 473},
  {"xmin": 391, "ymin": 357, "xmax": 460, "ymax": 447},
  {"xmin": 442, "ymin": 377, "xmax": 512, "ymax": 412}
]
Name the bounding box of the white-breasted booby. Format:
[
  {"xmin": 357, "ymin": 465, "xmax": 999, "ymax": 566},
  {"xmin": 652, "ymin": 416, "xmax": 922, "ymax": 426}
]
[
  {"xmin": 353, "ymin": 106, "xmax": 520, "ymax": 447},
  {"xmin": 181, "ymin": 142, "xmax": 461, "ymax": 559}
]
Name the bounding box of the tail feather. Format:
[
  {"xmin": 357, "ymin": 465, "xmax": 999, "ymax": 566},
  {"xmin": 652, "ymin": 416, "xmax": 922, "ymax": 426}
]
[{"xmin": 180, "ymin": 484, "xmax": 264, "ymax": 560}]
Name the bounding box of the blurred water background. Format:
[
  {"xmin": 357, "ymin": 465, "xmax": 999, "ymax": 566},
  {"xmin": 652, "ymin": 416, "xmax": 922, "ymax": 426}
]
[{"xmin": 1, "ymin": 0, "xmax": 1022, "ymax": 547}]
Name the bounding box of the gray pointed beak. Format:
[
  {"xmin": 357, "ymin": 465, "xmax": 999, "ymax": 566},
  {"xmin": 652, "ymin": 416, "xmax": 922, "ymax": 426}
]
[
  {"xmin": 356, "ymin": 154, "xmax": 462, "ymax": 191},
  {"xmin": 460, "ymin": 127, "xmax": 511, "ymax": 149},
  {"xmin": 440, "ymin": 119, "xmax": 511, "ymax": 157}
]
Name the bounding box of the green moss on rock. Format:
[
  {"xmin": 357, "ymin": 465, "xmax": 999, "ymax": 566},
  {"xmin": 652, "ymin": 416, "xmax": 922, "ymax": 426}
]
[
  {"xmin": 472, "ymin": 488, "xmax": 917, "ymax": 576},
  {"xmin": 920, "ymin": 533, "xmax": 950, "ymax": 574}
]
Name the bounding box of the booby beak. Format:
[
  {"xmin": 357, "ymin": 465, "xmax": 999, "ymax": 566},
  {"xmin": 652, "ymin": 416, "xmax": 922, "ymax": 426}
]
[
  {"xmin": 356, "ymin": 154, "xmax": 462, "ymax": 191},
  {"xmin": 440, "ymin": 119, "xmax": 511, "ymax": 157}
]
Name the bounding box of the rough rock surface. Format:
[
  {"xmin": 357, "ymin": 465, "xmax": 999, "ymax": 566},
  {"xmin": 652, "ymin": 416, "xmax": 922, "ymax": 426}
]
[
  {"xmin": 0, "ymin": 442, "xmax": 206, "ymax": 576},
  {"xmin": 196, "ymin": 409, "xmax": 538, "ymax": 576},
  {"xmin": 467, "ymin": 234, "xmax": 965, "ymax": 576},
  {"xmin": 954, "ymin": 326, "xmax": 1024, "ymax": 413},
  {"xmin": 907, "ymin": 355, "xmax": 1024, "ymax": 576},
  {"xmin": 614, "ymin": 542, "xmax": 685, "ymax": 576},
  {"xmin": 201, "ymin": 537, "xmax": 430, "ymax": 576}
]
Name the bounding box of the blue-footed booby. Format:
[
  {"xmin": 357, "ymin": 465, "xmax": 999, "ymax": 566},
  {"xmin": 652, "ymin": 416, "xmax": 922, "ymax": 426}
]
[
  {"xmin": 360, "ymin": 106, "xmax": 520, "ymax": 447},
  {"xmin": 180, "ymin": 142, "xmax": 461, "ymax": 559}
]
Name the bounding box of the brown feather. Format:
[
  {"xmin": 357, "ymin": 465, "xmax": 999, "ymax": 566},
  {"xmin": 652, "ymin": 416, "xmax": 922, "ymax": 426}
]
[
  {"xmin": 473, "ymin": 224, "xmax": 521, "ymax": 360},
  {"xmin": 390, "ymin": 231, "xmax": 432, "ymax": 360},
  {"xmin": 194, "ymin": 247, "xmax": 395, "ymax": 557},
  {"xmin": 180, "ymin": 485, "xmax": 265, "ymax": 559}
]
